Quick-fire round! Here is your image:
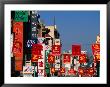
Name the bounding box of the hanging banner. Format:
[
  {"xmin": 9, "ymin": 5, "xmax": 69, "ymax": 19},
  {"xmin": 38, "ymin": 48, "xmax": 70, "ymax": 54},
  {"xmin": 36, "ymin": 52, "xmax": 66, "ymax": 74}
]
[
  {"xmin": 14, "ymin": 11, "xmax": 28, "ymax": 22},
  {"xmin": 72, "ymin": 45, "xmax": 81, "ymax": 56},
  {"xmin": 12, "ymin": 22, "xmax": 23, "ymax": 59},
  {"xmin": 63, "ymin": 54, "xmax": 71, "ymax": 64},
  {"xmin": 48, "ymin": 54, "xmax": 55, "ymax": 63},
  {"xmin": 52, "ymin": 45, "xmax": 61, "ymax": 55},
  {"xmin": 91, "ymin": 43, "xmax": 100, "ymax": 55},
  {"xmin": 79, "ymin": 54, "xmax": 86, "ymax": 63}
]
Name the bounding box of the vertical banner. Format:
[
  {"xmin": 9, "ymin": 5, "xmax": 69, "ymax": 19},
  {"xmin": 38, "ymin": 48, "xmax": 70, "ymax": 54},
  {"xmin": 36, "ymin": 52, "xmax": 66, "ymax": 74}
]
[
  {"xmin": 38, "ymin": 44, "xmax": 45, "ymax": 77},
  {"xmin": 12, "ymin": 22, "xmax": 23, "ymax": 71},
  {"xmin": 91, "ymin": 43, "xmax": 100, "ymax": 62},
  {"xmin": 91, "ymin": 43, "xmax": 100, "ymax": 55},
  {"xmin": 72, "ymin": 45, "xmax": 81, "ymax": 56},
  {"xmin": 14, "ymin": 11, "xmax": 28, "ymax": 22}
]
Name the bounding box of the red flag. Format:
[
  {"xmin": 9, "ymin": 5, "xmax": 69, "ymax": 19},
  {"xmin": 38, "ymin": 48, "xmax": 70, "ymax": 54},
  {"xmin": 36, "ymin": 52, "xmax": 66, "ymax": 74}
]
[
  {"xmin": 63, "ymin": 54, "xmax": 71, "ymax": 64},
  {"xmin": 79, "ymin": 54, "xmax": 86, "ymax": 63},
  {"xmin": 72, "ymin": 45, "xmax": 81, "ymax": 56},
  {"xmin": 52, "ymin": 45, "xmax": 61, "ymax": 55},
  {"xmin": 60, "ymin": 67, "xmax": 65, "ymax": 73},
  {"xmin": 51, "ymin": 67, "xmax": 55, "ymax": 73},
  {"xmin": 48, "ymin": 54, "xmax": 55, "ymax": 63}
]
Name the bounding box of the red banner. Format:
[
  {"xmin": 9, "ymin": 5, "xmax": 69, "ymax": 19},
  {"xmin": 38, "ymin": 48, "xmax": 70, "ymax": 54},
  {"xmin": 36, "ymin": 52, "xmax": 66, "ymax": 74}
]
[
  {"xmin": 48, "ymin": 54, "xmax": 55, "ymax": 63},
  {"xmin": 63, "ymin": 54, "xmax": 71, "ymax": 64},
  {"xmin": 32, "ymin": 44, "xmax": 43, "ymax": 55},
  {"xmin": 79, "ymin": 54, "xmax": 86, "ymax": 63},
  {"xmin": 12, "ymin": 22, "xmax": 23, "ymax": 59},
  {"xmin": 51, "ymin": 67, "xmax": 55, "ymax": 73},
  {"xmin": 72, "ymin": 45, "xmax": 81, "ymax": 56},
  {"xmin": 60, "ymin": 67, "xmax": 65, "ymax": 73},
  {"xmin": 52, "ymin": 45, "xmax": 61, "ymax": 55},
  {"xmin": 91, "ymin": 43, "xmax": 100, "ymax": 55}
]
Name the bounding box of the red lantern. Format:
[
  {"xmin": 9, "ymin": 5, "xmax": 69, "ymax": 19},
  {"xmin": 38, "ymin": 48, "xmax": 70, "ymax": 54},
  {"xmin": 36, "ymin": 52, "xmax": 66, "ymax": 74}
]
[{"xmin": 72, "ymin": 45, "xmax": 81, "ymax": 56}]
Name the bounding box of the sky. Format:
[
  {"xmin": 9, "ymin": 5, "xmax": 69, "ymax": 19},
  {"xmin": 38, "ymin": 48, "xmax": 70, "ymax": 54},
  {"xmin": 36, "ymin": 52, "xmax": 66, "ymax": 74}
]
[{"xmin": 38, "ymin": 11, "xmax": 100, "ymax": 55}]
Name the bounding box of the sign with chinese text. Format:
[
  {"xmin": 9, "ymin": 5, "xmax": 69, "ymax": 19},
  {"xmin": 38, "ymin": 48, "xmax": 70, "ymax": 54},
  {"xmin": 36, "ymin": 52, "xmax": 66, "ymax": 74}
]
[
  {"xmin": 79, "ymin": 54, "xmax": 86, "ymax": 63},
  {"xmin": 52, "ymin": 45, "xmax": 61, "ymax": 55},
  {"xmin": 48, "ymin": 54, "xmax": 55, "ymax": 63},
  {"xmin": 14, "ymin": 11, "xmax": 28, "ymax": 22},
  {"xmin": 91, "ymin": 43, "xmax": 100, "ymax": 55},
  {"xmin": 12, "ymin": 22, "xmax": 23, "ymax": 59},
  {"xmin": 63, "ymin": 54, "xmax": 71, "ymax": 64},
  {"xmin": 72, "ymin": 45, "xmax": 81, "ymax": 56}
]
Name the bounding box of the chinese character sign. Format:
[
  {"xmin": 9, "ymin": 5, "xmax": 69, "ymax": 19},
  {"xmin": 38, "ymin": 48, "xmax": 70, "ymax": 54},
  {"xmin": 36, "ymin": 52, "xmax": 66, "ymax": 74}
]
[
  {"xmin": 72, "ymin": 45, "xmax": 81, "ymax": 56},
  {"xmin": 52, "ymin": 45, "xmax": 61, "ymax": 55},
  {"xmin": 14, "ymin": 11, "xmax": 28, "ymax": 22}
]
